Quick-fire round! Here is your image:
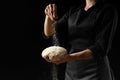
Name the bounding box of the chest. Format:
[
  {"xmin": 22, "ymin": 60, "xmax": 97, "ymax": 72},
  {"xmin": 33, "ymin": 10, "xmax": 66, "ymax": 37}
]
[{"xmin": 68, "ymin": 10, "xmax": 97, "ymax": 38}]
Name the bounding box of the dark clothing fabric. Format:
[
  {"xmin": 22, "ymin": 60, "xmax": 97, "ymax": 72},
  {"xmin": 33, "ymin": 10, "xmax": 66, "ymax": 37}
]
[{"xmin": 53, "ymin": 3, "xmax": 118, "ymax": 80}]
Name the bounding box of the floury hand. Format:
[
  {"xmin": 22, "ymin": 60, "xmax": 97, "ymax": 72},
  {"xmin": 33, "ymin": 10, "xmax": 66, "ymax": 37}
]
[{"xmin": 44, "ymin": 4, "xmax": 58, "ymax": 21}]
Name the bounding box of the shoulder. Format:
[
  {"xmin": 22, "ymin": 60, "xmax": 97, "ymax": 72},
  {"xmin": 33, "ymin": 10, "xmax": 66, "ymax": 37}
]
[
  {"xmin": 96, "ymin": 3, "xmax": 118, "ymax": 18},
  {"xmin": 99, "ymin": 3, "xmax": 117, "ymax": 14},
  {"xmin": 95, "ymin": 3, "xmax": 118, "ymax": 24}
]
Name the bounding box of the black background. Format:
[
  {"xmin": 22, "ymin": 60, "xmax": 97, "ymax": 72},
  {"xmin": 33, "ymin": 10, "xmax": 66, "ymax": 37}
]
[{"xmin": 0, "ymin": 0, "xmax": 120, "ymax": 80}]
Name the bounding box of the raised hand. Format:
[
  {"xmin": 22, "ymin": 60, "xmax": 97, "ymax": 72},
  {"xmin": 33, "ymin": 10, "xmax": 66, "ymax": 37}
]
[{"xmin": 44, "ymin": 4, "xmax": 58, "ymax": 21}]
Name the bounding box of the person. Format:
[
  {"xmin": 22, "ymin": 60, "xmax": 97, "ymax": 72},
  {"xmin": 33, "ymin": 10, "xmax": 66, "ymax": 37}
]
[{"xmin": 42, "ymin": 0, "xmax": 118, "ymax": 80}]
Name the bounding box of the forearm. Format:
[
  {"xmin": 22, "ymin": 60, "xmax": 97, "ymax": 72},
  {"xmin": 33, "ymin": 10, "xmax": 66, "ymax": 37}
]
[
  {"xmin": 69, "ymin": 49, "xmax": 93, "ymax": 61},
  {"xmin": 50, "ymin": 49, "xmax": 93, "ymax": 64},
  {"xmin": 44, "ymin": 16, "xmax": 54, "ymax": 37}
]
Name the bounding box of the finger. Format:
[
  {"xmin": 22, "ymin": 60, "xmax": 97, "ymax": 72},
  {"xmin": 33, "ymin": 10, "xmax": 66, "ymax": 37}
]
[
  {"xmin": 52, "ymin": 4, "xmax": 57, "ymax": 18},
  {"xmin": 44, "ymin": 5, "xmax": 50, "ymax": 16},
  {"xmin": 44, "ymin": 56, "xmax": 51, "ymax": 62},
  {"xmin": 48, "ymin": 4, "xmax": 54, "ymax": 20},
  {"xmin": 44, "ymin": 7, "xmax": 48, "ymax": 15},
  {"xmin": 51, "ymin": 58, "xmax": 62, "ymax": 64},
  {"xmin": 52, "ymin": 61, "xmax": 60, "ymax": 64},
  {"xmin": 54, "ymin": 60, "xmax": 64, "ymax": 65}
]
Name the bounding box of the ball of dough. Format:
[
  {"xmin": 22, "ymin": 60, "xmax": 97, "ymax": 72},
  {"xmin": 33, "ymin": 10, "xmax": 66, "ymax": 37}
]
[{"xmin": 42, "ymin": 46, "xmax": 67, "ymax": 61}]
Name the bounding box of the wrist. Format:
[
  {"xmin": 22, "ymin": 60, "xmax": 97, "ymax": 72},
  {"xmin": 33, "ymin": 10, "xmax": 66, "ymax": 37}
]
[{"xmin": 45, "ymin": 16, "xmax": 54, "ymax": 23}]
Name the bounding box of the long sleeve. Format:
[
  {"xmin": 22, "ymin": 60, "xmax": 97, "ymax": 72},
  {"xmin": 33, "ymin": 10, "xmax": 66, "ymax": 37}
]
[{"xmin": 88, "ymin": 5, "xmax": 118, "ymax": 58}]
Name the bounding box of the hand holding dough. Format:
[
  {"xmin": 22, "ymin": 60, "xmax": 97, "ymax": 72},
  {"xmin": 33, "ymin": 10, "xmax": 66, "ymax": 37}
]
[{"xmin": 42, "ymin": 46, "xmax": 67, "ymax": 61}]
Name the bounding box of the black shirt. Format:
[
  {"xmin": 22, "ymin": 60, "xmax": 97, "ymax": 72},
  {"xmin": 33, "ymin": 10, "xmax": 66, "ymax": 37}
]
[
  {"xmin": 53, "ymin": 3, "xmax": 118, "ymax": 59},
  {"xmin": 53, "ymin": 3, "xmax": 118, "ymax": 80}
]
